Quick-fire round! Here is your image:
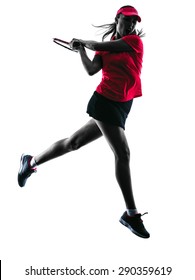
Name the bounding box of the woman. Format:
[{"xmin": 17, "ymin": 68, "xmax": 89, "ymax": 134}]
[{"xmin": 18, "ymin": 6, "xmax": 150, "ymax": 238}]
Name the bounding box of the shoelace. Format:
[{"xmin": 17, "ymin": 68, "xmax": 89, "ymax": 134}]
[
  {"xmin": 137, "ymin": 212, "xmax": 148, "ymax": 222},
  {"xmin": 133, "ymin": 212, "xmax": 148, "ymax": 221},
  {"xmin": 141, "ymin": 212, "xmax": 148, "ymax": 216}
]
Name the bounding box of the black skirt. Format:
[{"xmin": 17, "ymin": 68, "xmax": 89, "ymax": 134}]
[{"xmin": 86, "ymin": 91, "xmax": 133, "ymax": 130}]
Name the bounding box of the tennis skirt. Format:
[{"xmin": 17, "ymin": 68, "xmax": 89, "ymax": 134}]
[{"xmin": 86, "ymin": 91, "xmax": 133, "ymax": 130}]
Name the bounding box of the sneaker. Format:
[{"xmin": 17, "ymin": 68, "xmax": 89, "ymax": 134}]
[
  {"xmin": 119, "ymin": 211, "xmax": 150, "ymax": 238},
  {"xmin": 18, "ymin": 154, "xmax": 37, "ymax": 187}
]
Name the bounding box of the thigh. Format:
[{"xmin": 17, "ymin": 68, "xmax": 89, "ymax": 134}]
[
  {"xmin": 68, "ymin": 119, "xmax": 102, "ymax": 149},
  {"xmin": 94, "ymin": 120, "xmax": 130, "ymax": 157}
]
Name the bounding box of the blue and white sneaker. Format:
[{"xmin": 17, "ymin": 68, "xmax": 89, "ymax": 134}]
[
  {"xmin": 120, "ymin": 212, "xmax": 150, "ymax": 238},
  {"xmin": 18, "ymin": 154, "xmax": 37, "ymax": 187}
]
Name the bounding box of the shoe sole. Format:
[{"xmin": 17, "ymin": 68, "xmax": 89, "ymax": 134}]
[{"xmin": 119, "ymin": 218, "xmax": 149, "ymax": 239}]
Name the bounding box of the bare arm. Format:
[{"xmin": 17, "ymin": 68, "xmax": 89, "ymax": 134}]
[
  {"xmin": 78, "ymin": 39, "xmax": 134, "ymax": 52},
  {"xmin": 77, "ymin": 45, "xmax": 102, "ymax": 76}
]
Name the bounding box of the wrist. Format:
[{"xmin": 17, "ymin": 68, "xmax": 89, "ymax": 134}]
[
  {"xmin": 78, "ymin": 44, "xmax": 86, "ymax": 53},
  {"xmin": 81, "ymin": 40, "xmax": 96, "ymax": 51}
]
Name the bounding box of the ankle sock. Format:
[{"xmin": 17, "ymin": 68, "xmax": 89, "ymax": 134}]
[
  {"xmin": 30, "ymin": 157, "xmax": 37, "ymax": 168},
  {"xmin": 127, "ymin": 209, "xmax": 138, "ymax": 217}
]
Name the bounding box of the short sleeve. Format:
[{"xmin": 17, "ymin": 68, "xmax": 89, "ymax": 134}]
[
  {"xmin": 95, "ymin": 50, "xmax": 102, "ymax": 56},
  {"xmin": 122, "ymin": 35, "xmax": 143, "ymax": 53}
]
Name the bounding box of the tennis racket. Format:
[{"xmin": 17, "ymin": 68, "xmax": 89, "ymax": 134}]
[{"xmin": 53, "ymin": 38, "xmax": 80, "ymax": 52}]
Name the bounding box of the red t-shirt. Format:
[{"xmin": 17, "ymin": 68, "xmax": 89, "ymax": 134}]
[{"xmin": 95, "ymin": 35, "xmax": 143, "ymax": 102}]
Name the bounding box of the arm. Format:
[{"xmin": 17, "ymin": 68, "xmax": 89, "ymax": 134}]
[
  {"xmin": 78, "ymin": 39, "xmax": 134, "ymax": 52},
  {"xmin": 77, "ymin": 45, "xmax": 102, "ymax": 76}
]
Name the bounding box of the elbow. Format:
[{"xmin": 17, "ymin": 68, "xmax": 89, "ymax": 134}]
[
  {"xmin": 88, "ymin": 70, "xmax": 95, "ymax": 76},
  {"xmin": 87, "ymin": 68, "xmax": 96, "ymax": 76}
]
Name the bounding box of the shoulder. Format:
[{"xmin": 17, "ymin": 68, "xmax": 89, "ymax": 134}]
[
  {"xmin": 122, "ymin": 35, "xmax": 143, "ymax": 45},
  {"xmin": 122, "ymin": 35, "xmax": 143, "ymax": 53}
]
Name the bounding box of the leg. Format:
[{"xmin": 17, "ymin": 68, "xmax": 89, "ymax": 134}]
[
  {"xmin": 94, "ymin": 121, "xmax": 150, "ymax": 239},
  {"xmin": 94, "ymin": 120, "xmax": 136, "ymax": 209},
  {"xmin": 35, "ymin": 119, "xmax": 102, "ymax": 165},
  {"xmin": 18, "ymin": 119, "xmax": 102, "ymax": 187}
]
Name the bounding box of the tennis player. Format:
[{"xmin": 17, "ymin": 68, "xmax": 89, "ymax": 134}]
[{"xmin": 18, "ymin": 5, "xmax": 150, "ymax": 239}]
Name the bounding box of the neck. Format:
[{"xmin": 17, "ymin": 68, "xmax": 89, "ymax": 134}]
[{"xmin": 115, "ymin": 32, "xmax": 121, "ymax": 39}]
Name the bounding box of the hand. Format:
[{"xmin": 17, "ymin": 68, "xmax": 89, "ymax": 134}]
[{"xmin": 70, "ymin": 38, "xmax": 83, "ymax": 50}]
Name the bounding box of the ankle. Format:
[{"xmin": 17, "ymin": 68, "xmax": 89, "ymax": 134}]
[
  {"xmin": 30, "ymin": 157, "xmax": 37, "ymax": 168},
  {"xmin": 127, "ymin": 209, "xmax": 138, "ymax": 217}
]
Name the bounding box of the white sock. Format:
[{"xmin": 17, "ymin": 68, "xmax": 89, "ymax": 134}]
[
  {"xmin": 127, "ymin": 209, "xmax": 138, "ymax": 217},
  {"xmin": 30, "ymin": 157, "xmax": 37, "ymax": 168}
]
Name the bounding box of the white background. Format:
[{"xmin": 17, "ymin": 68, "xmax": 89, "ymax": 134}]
[{"xmin": 0, "ymin": 0, "xmax": 195, "ymax": 279}]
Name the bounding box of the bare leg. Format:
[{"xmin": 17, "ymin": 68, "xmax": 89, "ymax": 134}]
[
  {"xmin": 95, "ymin": 120, "xmax": 136, "ymax": 209},
  {"xmin": 35, "ymin": 119, "xmax": 102, "ymax": 165}
]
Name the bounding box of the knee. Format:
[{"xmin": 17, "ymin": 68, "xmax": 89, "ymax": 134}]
[
  {"xmin": 115, "ymin": 146, "xmax": 130, "ymax": 163},
  {"xmin": 69, "ymin": 135, "xmax": 83, "ymax": 151}
]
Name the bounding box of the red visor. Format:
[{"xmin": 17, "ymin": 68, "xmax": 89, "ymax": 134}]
[{"xmin": 116, "ymin": 7, "xmax": 141, "ymax": 22}]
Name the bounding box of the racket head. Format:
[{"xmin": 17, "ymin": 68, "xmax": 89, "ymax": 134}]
[{"xmin": 53, "ymin": 38, "xmax": 78, "ymax": 52}]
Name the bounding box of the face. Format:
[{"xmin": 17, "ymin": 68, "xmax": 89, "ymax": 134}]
[{"xmin": 116, "ymin": 14, "xmax": 137, "ymax": 38}]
